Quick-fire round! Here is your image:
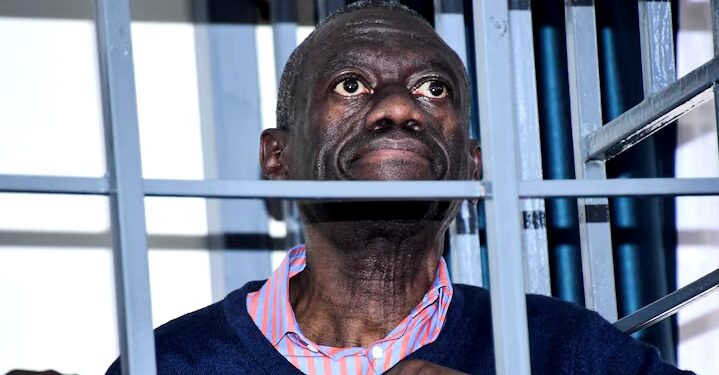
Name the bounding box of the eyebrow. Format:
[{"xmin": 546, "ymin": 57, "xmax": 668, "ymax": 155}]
[{"xmin": 314, "ymin": 45, "xmax": 462, "ymax": 84}]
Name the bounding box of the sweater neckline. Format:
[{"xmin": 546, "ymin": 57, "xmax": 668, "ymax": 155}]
[{"xmin": 223, "ymin": 280, "xmax": 469, "ymax": 373}]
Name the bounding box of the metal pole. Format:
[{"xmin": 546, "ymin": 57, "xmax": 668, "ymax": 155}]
[
  {"xmin": 434, "ymin": 0, "xmax": 483, "ymax": 287},
  {"xmin": 473, "ymin": 2, "xmax": 531, "ymax": 374},
  {"xmin": 564, "ymin": 0, "xmax": 618, "ymax": 322},
  {"xmin": 584, "ymin": 57, "xmax": 717, "ymax": 162},
  {"xmin": 194, "ymin": 1, "xmax": 273, "ymax": 301},
  {"xmin": 509, "ymin": 0, "xmax": 551, "ymax": 296},
  {"xmin": 272, "ymin": 0, "xmax": 304, "ymax": 249},
  {"xmin": 95, "ymin": 0, "xmax": 156, "ymax": 373},
  {"xmin": 711, "ymin": 0, "xmax": 719, "ymax": 155},
  {"xmin": 614, "ymin": 267, "xmax": 719, "ymax": 334}
]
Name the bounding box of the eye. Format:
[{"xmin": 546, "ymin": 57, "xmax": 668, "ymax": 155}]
[
  {"xmin": 333, "ymin": 77, "xmax": 371, "ymax": 96},
  {"xmin": 413, "ymin": 80, "xmax": 449, "ymax": 99}
]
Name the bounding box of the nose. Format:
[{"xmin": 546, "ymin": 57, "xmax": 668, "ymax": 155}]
[{"xmin": 365, "ymin": 86, "xmax": 425, "ymax": 132}]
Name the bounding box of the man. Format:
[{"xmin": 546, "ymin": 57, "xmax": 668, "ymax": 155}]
[{"xmin": 107, "ymin": 1, "xmax": 693, "ymax": 374}]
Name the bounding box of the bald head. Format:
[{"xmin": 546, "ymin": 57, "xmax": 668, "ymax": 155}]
[{"xmin": 276, "ymin": 1, "xmax": 469, "ymax": 132}]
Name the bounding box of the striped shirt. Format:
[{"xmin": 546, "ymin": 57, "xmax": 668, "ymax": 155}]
[{"xmin": 246, "ymin": 245, "xmax": 453, "ymax": 374}]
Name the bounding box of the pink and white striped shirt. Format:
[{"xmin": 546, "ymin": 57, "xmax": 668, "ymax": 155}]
[{"xmin": 246, "ymin": 245, "xmax": 453, "ymax": 374}]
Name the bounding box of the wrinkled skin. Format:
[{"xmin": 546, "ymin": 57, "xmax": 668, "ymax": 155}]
[{"xmin": 260, "ymin": 7, "xmax": 479, "ymax": 374}]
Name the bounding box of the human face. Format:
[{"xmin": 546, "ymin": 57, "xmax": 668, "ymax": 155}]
[{"xmin": 284, "ymin": 8, "xmax": 473, "ymax": 182}]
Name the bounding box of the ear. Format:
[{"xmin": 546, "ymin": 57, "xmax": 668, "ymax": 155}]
[
  {"xmin": 260, "ymin": 128, "xmax": 289, "ymax": 180},
  {"xmin": 470, "ymin": 139, "xmax": 482, "ymax": 181}
]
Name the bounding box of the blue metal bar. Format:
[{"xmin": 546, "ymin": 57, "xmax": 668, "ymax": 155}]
[{"xmin": 95, "ymin": 0, "xmax": 156, "ymax": 373}]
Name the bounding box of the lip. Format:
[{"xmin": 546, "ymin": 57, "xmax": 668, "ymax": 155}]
[{"xmin": 350, "ymin": 137, "xmax": 432, "ymax": 163}]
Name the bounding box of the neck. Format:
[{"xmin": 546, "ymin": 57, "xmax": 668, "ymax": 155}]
[{"xmin": 289, "ymin": 204, "xmax": 448, "ymax": 348}]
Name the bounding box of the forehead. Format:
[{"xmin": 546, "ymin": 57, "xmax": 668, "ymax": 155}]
[{"xmin": 307, "ymin": 8, "xmax": 462, "ymax": 76}]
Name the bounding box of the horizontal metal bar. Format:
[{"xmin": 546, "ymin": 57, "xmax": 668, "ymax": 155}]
[
  {"xmin": 614, "ymin": 267, "xmax": 719, "ymax": 334},
  {"xmin": 144, "ymin": 180, "xmax": 487, "ymax": 200},
  {"xmin": 3, "ymin": 176, "xmax": 719, "ymax": 199},
  {"xmin": 0, "ymin": 175, "xmax": 109, "ymax": 195},
  {"xmin": 585, "ymin": 56, "xmax": 719, "ymax": 161},
  {"xmin": 519, "ymin": 178, "xmax": 719, "ymax": 198}
]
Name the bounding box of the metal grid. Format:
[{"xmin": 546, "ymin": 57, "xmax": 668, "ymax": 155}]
[{"xmin": 1, "ymin": 0, "xmax": 719, "ymax": 374}]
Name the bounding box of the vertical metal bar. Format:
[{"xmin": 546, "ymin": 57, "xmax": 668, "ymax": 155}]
[
  {"xmin": 434, "ymin": 0, "xmax": 483, "ymax": 287},
  {"xmin": 711, "ymin": 0, "xmax": 719, "ymax": 148},
  {"xmin": 95, "ymin": 0, "xmax": 156, "ymax": 373},
  {"xmin": 272, "ymin": 0, "xmax": 304, "ymax": 248},
  {"xmin": 194, "ymin": 2, "xmax": 273, "ymax": 301},
  {"xmin": 509, "ymin": 0, "xmax": 551, "ymax": 296},
  {"xmin": 638, "ymin": 0, "xmax": 676, "ymax": 95},
  {"xmin": 564, "ymin": 0, "xmax": 618, "ymax": 322},
  {"xmin": 473, "ymin": 2, "xmax": 531, "ymax": 374}
]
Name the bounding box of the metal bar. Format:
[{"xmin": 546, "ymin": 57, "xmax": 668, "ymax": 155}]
[
  {"xmin": 564, "ymin": 0, "xmax": 618, "ymax": 321},
  {"xmin": 585, "ymin": 56, "xmax": 719, "ymax": 161},
  {"xmin": 144, "ymin": 180, "xmax": 486, "ymax": 200},
  {"xmin": 614, "ymin": 267, "xmax": 719, "ymax": 334},
  {"xmin": 509, "ymin": 0, "xmax": 550, "ymax": 296},
  {"xmin": 0, "ymin": 175, "xmax": 109, "ymax": 195},
  {"xmin": 193, "ymin": 1, "xmax": 273, "ymax": 301},
  {"xmin": 3, "ymin": 176, "xmax": 718, "ymax": 200},
  {"xmin": 473, "ymin": 2, "xmax": 531, "ymax": 374},
  {"xmin": 711, "ymin": 0, "xmax": 719, "ymax": 153},
  {"xmin": 638, "ymin": 0, "xmax": 676, "ymax": 95},
  {"xmin": 519, "ymin": 178, "xmax": 719, "ymax": 198},
  {"xmin": 434, "ymin": 0, "xmax": 483, "ymax": 287},
  {"xmin": 95, "ymin": 0, "xmax": 156, "ymax": 374},
  {"xmin": 271, "ymin": 0, "xmax": 304, "ymax": 248}
]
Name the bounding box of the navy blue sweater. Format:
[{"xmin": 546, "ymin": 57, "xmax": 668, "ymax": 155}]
[{"xmin": 107, "ymin": 281, "xmax": 692, "ymax": 374}]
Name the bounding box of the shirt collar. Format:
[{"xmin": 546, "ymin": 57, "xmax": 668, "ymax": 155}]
[{"xmin": 255, "ymin": 244, "xmax": 452, "ymax": 347}]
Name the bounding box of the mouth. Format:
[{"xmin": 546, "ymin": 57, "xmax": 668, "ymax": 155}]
[
  {"xmin": 339, "ymin": 135, "xmax": 442, "ymax": 180},
  {"xmin": 350, "ymin": 137, "xmax": 432, "ymax": 163}
]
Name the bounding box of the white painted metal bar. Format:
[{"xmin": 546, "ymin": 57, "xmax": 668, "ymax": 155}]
[
  {"xmin": 615, "ymin": 267, "xmax": 719, "ymax": 334},
  {"xmin": 711, "ymin": 0, "xmax": 719, "ymax": 153},
  {"xmin": 193, "ymin": 2, "xmax": 273, "ymax": 301},
  {"xmin": 434, "ymin": 0, "xmax": 483, "ymax": 287},
  {"xmin": 519, "ymin": 178, "xmax": 719, "ymax": 198},
  {"xmin": 4, "ymin": 175, "xmax": 719, "ymax": 199},
  {"xmin": 585, "ymin": 56, "xmax": 719, "ymax": 161},
  {"xmin": 564, "ymin": 0, "xmax": 618, "ymax": 322},
  {"xmin": 638, "ymin": 0, "xmax": 677, "ymax": 95},
  {"xmin": 272, "ymin": 0, "xmax": 304, "ymax": 248},
  {"xmin": 0, "ymin": 175, "xmax": 109, "ymax": 195},
  {"xmin": 144, "ymin": 180, "xmax": 486, "ymax": 200},
  {"xmin": 509, "ymin": 0, "xmax": 551, "ymax": 296},
  {"xmin": 95, "ymin": 0, "xmax": 156, "ymax": 373},
  {"xmin": 473, "ymin": 2, "xmax": 531, "ymax": 374}
]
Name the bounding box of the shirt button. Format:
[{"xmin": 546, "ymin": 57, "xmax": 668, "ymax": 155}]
[
  {"xmin": 371, "ymin": 346, "xmax": 383, "ymax": 359},
  {"xmin": 306, "ymin": 344, "xmax": 319, "ymax": 353}
]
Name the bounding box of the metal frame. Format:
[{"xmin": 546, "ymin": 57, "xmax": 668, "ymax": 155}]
[
  {"xmin": 615, "ymin": 267, "xmax": 719, "ymax": 334},
  {"xmin": 193, "ymin": 1, "xmax": 273, "ymax": 301},
  {"xmin": 271, "ymin": 0, "xmax": 304, "ymax": 248},
  {"xmin": 564, "ymin": 0, "xmax": 618, "ymax": 322},
  {"xmin": 509, "ymin": 0, "xmax": 551, "ymax": 296},
  {"xmin": 4, "ymin": 175, "xmax": 719, "ymax": 199},
  {"xmin": 95, "ymin": 0, "xmax": 155, "ymax": 374},
  {"xmin": 585, "ymin": 56, "xmax": 718, "ymax": 162},
  {"xmin": 472, "ymin": 2, "xmax": 532, "ymax": 374},
  {"xmin": 2, "ymin": 1, "xmax": 719, "ymax": 374},
  {"xmin": 434, "ymin": 0, "xmax": 484, "ymax": 287}
]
